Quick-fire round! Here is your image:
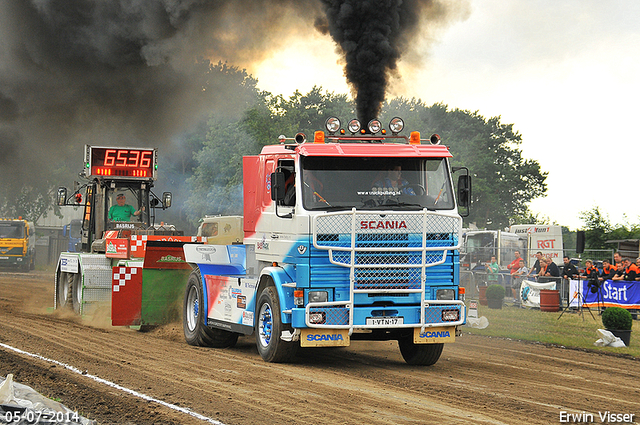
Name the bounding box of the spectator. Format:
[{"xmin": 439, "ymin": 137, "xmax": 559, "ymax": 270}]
[
  {"xmin": 599, "ymin": 259, "xmax": 617, "ymax": 282},
  {"xmin": 623, "ymin": 258, "xmax": 639, "ymax": 281},
  {"xmin": 527, "ymin": 252, "xmax": 543, "ymax": 277},
  {"xmin": 508, "ymin": 251, "xmax": 523, "ymax": 275},
  {"xmin": 612, "ymin": 262, "xmax": 626, "ymax": 281},
  {"xmin": 485, "ymin": 256, "xmax": 500, "ymax": 284},
  {"xmin": 539, "ymin": 258, "xmax": 560, "ymax": 283},
  {"xmin": 614, "ymin": 252, "xmax": 623, "ymax": 267},
  {"xmin": 511, "ymin": 259, "xmax": 528, "ymax": 301},
  {"xmin": 562, "ymin": 256, "xmax": 579, "ymax": 280},
  {"xmin": 580, "ymin": 260, "xmax": 599, "ymax": 280}
]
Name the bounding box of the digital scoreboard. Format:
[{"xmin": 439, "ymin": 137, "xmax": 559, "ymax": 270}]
[{"xmin": 84, "ymin": 146, "xmax": 157, "ymax": 180}]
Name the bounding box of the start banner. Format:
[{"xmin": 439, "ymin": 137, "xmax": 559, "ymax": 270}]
[{"xmin": 570, "ymin": 279, "xmax": 640, "ymax": 309}]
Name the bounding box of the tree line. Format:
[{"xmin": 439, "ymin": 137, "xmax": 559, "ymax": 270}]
[{"xmin": 1, "ymin": 61, "xmax": 549, "ymax": 234}]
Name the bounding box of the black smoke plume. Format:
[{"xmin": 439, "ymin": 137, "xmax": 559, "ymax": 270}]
[{"xmin": 317, "ymin": 0, "xmax": 443, "ymax": 125}]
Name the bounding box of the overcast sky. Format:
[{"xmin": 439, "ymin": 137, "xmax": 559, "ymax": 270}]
[{"xmin": 252, "ymin": 0, "xmax": 640, "ymax": 230}]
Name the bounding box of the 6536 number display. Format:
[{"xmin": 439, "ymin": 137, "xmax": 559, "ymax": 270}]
[{"xmin": 87, "ymin": 147, "xmax": 156, "ymax": 179}]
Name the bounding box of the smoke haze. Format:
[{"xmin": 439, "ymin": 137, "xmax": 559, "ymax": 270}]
[{"xmin": 0, "ymin": 0, "xmax": 461, "ymax": 212}]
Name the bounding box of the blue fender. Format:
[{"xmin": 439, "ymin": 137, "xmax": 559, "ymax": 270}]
[{"xmin": 259, "ymin": 266, "xmax": 296, "ymax": 324}]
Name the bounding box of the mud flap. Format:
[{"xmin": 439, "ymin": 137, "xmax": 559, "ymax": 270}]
[{"xmin": 413, "ymin": 326, "xmax": 456, "ymax": 344}]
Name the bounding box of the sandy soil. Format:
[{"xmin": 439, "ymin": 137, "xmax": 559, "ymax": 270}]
[{"xmin": 1, "ymin": 270, "xmax": 639, "ymax": 425}]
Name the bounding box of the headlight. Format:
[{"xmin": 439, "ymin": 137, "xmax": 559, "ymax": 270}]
[
  {"xmin": 325, "ymin": 117, "xmax": 341, "ymax": 134},
  {"xmin": 442, "ymin": 309, "xmax": 460, "ymax": 321},
  {"xmin": 309, "ymin": 312, "xmax": 326, "ymax": 324},
  {"xmin": 368, "ymin": 119, "xmax": 381, "ymax": 134},
  {"xmin": 389, "ymin": 117, "xmax": 404, "ymax": 134},
  {"xmin": 309, "ymin": 291, "xmax": 328, "ymax": 303},
  {"xmin": 436, "ymin": 289, "xmax": 455, "ymax": 300},
  {"xmin": 347, "ymin": 119, "xmax": 361, "ymax": 134}
]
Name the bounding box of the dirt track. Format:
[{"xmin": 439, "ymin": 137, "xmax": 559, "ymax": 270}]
[{"xmin": 1, "ymin": 271, "xmax": 639, "ymax": 425}]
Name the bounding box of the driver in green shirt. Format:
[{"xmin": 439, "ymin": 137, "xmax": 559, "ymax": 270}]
[{"xmin": 108, "ymin": 194, "xmax": 143, "ymax": 221}]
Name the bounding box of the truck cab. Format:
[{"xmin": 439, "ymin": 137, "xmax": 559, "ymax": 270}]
[{"xmin": 0, "ymin": 218, "xmax": 36, "ymax": 271}]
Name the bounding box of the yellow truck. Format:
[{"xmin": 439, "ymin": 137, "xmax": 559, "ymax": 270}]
[{"xmin": 0, "ymin": 218, "xmax": 36, "ymax": 272}]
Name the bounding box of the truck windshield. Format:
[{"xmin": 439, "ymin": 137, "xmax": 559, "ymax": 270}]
[
  {"xmin": 300, "ymin": 156, "xmax": 454, "ymax": 211},
  {"xmin": 0, "ymin": 222, "xmax": 24, "ymax": 238}
]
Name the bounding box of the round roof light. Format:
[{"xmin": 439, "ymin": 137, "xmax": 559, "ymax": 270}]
[
  {"xmin": 368, "ymin": 119, "xmax": 382, "ymax": 134},
  {"xmin": 295, "ymin": 133, "xmax": 306, "ymax": 144},
  {"xmin": 325, "ymin": 117, "xmax": 341, "ymax": 134},
  {"xmin": 430, "ymin": 133, "xmax": 441, "ymax": 145},
  {"xmin": 389, "ymin": 117, "xmax": 404, "ymax": 134},
  {"xmin": 347, "ymin": 119, "xmax": 361, "ymax": 134}
]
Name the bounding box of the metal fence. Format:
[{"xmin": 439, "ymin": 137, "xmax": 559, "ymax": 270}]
[{"xmin": 460, "ymin": 269, "xmax": 570, "ymax": 306}]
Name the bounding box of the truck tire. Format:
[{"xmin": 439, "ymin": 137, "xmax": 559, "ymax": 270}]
[
  {"xmin": 398, "ymin": 339, "xmax": 444, "ymax": 366},
  {"xmin": 255, "ymin": 285, "xmax": 298, "ymax": 363},
  {"xmin": 183, "ymin": 269, "xmax": 238, "ymax": 348}
]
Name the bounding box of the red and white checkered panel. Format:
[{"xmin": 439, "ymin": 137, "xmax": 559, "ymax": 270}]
[
  {"xmin": 111, "ymin": 266, "xmax": 143, "ymax": 326},
  {"xmin": 112, "ymin": 267, "xmax": 138, "ymax": 292}
]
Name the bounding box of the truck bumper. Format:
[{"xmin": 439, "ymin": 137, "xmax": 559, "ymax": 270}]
[
  {"xmin": 291, "ymin": 301, "xmax": 465, "ymax": 330},
  {"xmin": 0, "ymin": 256, "xmax": 25, "ymax": 267}
]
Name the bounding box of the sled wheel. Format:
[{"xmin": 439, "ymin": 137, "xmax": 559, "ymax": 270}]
[
  {"xmin": 183, "ymin": 269, "xmax": 238, "ymax": 348},
  {"xmin": 71, "ymin": 272, "xmax": 83, "ymax": 314},
  {"xmin": 398, "ymin": 338, "xmax": 444, "ymax": 366},
  {"xmin": 56, "ymin": 271, "xmax": 74, "ymax": 309},
  {"xmin": 255, "ymin": 285, "xmax": 298, "ymax": 363}
]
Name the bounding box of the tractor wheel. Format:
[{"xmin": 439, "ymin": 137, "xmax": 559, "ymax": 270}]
[
  {"xmin": 255, "ymin": 285, "xmax": 298, "ymax": 363},
  {"xmin": 183, "ymin": 269, "xmax": 238, "ymax": 348},
  {"xmin": 398, "ymin": 339, "xmax": 444, "ymax": 366}
]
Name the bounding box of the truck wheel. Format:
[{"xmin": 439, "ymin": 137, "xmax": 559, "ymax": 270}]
[
  {"xmin": 398, "ymin": 339, "xmax": 444, "ymax": 366},
  {"xmin": 56, "ymin": 271, "xmax": 72, "ymax": 309},
  {"xmin": 183, "ymin": 270, "xmax": 238, "ymax": 348},
  {"xmin": 255, "ymin": 285, "xmax": 298, "ymax": 363}
]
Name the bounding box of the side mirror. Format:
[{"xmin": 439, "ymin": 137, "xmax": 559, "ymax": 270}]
[
  {"xmin": 270, "ymin": 172, "xmax": 286, "ymax": 202},
  {"xmin": 57, "ymin": 187, "xmax": 67, "ymax": 206},
  {"xmin": 150, "ymin": 198, "xmax": 160, "ymax": 207},
  {"xmin": 163, "ymin": 192, "xmax": 172, "ymax": 208},
  {"xmin": 457, "ymin": 175, "xmax": 471, "ymax": 208}
]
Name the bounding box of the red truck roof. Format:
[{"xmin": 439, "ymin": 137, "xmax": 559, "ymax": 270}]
[{"xmin": 259, "ymin": 142, "xmax": 452, "ymax": 158}]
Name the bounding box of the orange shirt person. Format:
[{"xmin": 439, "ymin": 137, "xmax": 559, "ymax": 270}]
[{"xmin": 508, "ymin": 251, "xmax": 523, "ymax": 275}]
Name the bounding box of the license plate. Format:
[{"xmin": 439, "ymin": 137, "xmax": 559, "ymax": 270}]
[
  {"xmin": 0, "ymin": 256, "xmax": 8, "ymax": 260},
  {"xmin": 366, "ymin": 317, "xmax": 403, "ymax": 326}
]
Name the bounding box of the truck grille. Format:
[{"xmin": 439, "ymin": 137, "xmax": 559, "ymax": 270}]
[{"xmin": 313, "ymin": 211, "xmax": 460, "ymax": 291}]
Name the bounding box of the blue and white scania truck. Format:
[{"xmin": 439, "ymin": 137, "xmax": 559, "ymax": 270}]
[{"xmin": 182, "ymin": 117, "xmax": 471, "ymax": 365}]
